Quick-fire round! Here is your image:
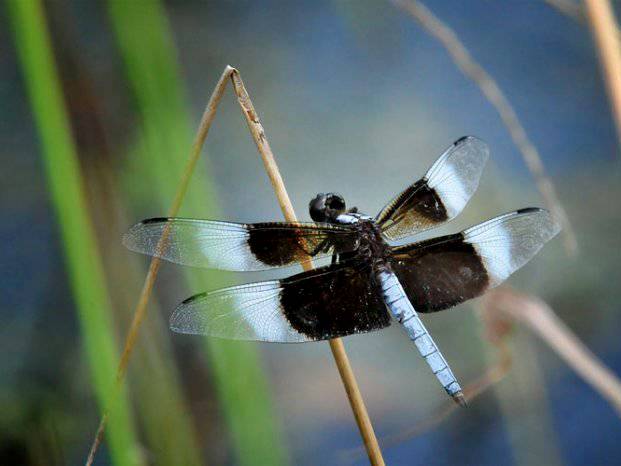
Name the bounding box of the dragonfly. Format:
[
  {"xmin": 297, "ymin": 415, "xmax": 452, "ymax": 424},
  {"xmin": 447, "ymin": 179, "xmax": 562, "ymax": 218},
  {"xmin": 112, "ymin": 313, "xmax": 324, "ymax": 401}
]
[{"xmin": 123, "ymin": 136, "xmax": 560, "ymax": 406}]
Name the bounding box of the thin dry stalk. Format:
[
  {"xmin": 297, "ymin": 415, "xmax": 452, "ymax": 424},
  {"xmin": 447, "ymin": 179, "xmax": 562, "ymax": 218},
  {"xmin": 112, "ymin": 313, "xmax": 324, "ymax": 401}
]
[
  {"xmin": 487, "ymin": 287, "xmax": 621, "ymax": 417},
  {"xmin": 85, "ymin": 66, "xmax": 235, "ymax": 466},
  {"xmin": 392, "ymin": 0, "xmax": 578, "ymax": 256},
  {"xmin": 544, "ymin": 1, "xmax": 621, "ymax": 60},
  {"xmin": 229, "ymin": 68, "xmax": 385, "ymax": 466},
  {"xmin": 584, "ymin": 0, "xmax": 621, "ymax": 153},
  {"xmin": 87, "ymin": 65, "xmax": 384, "ymax": 466}
]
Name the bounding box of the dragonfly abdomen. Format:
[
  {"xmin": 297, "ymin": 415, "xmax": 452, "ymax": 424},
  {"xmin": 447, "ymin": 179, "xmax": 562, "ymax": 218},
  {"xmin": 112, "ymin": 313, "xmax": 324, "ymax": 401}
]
[{"xmin": 377, "ymin": 270, "xmax": 465, "ymax": 405}]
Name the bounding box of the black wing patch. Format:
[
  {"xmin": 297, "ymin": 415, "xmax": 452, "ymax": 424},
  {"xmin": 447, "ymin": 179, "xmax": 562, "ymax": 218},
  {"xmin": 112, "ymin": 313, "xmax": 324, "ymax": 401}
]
[
  {"xmin": 376, "ymin": 136, "xmax": 489, "ymax": 240},
  {"xmin": 123, "ymin": 218, "xmax": 359, "ymax": 271},
  {"xmin": 170, "ymin": 261, "xmax": 391, "ymax": 342},
  {"xmin": 390, "ymin": 233, "xmax": 488, "ymax": 313},
  {"xmin": 389, "ymin": 208, "xmax": 560, "ymax": 313}
]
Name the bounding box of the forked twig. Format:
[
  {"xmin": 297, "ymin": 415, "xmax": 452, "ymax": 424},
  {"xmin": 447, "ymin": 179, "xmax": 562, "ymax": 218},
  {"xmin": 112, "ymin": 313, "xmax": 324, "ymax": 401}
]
[
  {"xmin": 392, "ymin": 0, "xmax": 578, "ymax": 255},
  {"xmin": 85, "ymin": 66, "xmax": 235, "ymax": 466},
  {"xmin": 584, "ymin": 0, "xmax": 621, "ymax": 153},
  {"xmin": 87, "ymin": 66, "xmax": 385, "ymax": 466},
  {"xmin": 229, "ymin": 69, "xmax": 385, "ymax": 466},
  {"xmin": 485, "ymin": 287, "xmax": 621, "ymax": 417}
]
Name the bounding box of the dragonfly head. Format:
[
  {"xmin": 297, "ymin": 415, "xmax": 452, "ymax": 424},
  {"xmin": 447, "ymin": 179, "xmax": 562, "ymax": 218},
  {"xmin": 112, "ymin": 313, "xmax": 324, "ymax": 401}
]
[{"xmin": 309, "ymin": 193, "xmax": 346, "ymax": 223}]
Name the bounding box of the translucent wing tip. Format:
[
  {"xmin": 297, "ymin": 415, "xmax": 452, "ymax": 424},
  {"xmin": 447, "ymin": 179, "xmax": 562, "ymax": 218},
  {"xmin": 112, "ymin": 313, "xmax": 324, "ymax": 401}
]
[
  {"xmin": 122, "ymin": 220, "xmax": 147, "ymax": 252},
  {"xmin": 517, "ymin": 207, "xmax": 562, "ymax": 241},
  {"xmin": 426, "ymin": 135, "xmax": 490, "ymax": 218},
  {"xmin": 169, "ymin": 294, "xmax": 205, "ymax": 335},
  {"xmin": 454, "ymin": 135, "xmax": 487, "ymax": 148},
  {"xmin": 466, "ymin": 207, "xmax": 562, "ymax": 286},
  {"xmin": 455, "ymin": 134, "xmax": 488, "ymax": 145},
  {"xmin": 453, "ymin": 135, "xmax": 490, "ymax": 166}
]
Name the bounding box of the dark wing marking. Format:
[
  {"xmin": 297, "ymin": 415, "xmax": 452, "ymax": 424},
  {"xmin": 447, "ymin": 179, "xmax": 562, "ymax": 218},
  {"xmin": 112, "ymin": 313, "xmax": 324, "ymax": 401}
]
[
  {"xmin": 390, "ymin": 208, "xmax": 560, "ymax": 313},
  {"xmin": 376, "ymin": 136, "xmax": 489, "ymax": 241},
  {"xmin": 170, "ymin": 261, "xmax": 390, "ymax": 342},
  {"xmin": 123, "ymin": 218, "xmax": 359, "ymax": 271}
]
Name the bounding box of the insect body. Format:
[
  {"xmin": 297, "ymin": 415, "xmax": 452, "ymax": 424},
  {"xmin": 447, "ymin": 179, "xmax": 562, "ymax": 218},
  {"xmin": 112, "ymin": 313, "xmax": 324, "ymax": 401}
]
[{"xmin": 124, "ymin": 136, "xmax": 560, "ymax": 404}]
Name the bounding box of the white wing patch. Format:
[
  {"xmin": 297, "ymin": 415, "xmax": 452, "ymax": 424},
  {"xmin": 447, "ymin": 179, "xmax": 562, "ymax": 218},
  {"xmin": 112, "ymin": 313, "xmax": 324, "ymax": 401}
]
[
  {"xmin": 464, "ymin": 208, "xmax": 561, "ymax": 286},
  {"xmin": 426, "ymin": 136, "xmax": 490, "ymax": 218},
  {"xmin": 169, "ymin": 281, "xmax": 311, "ymax": 343},
  {"xmin": 123, "ymin": 218, "xmax": 264, "ymax": 270}
]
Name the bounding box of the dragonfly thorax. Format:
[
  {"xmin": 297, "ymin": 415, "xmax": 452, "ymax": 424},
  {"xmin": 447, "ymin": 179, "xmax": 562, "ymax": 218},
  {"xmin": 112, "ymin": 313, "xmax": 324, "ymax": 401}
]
[
  {"xmin": 334, "ymin": 212, "xmax": 373, "ymax": 225},
  {"xmin": 336, "ymin": 213, "xmax": 391, "ymax": 273}
]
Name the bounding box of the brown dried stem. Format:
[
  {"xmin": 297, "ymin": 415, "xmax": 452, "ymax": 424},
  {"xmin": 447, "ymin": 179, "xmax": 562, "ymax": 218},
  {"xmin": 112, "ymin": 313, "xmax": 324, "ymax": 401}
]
[
  {"xmin": 486, "ymin": 287, "xmax": 621, "ymax": 417},
  {"xmin": 584, "ymin": 0, "xmax": 621, "ymax": 154},
  {"xmin": 544, "ymin": 1, "xmax": 621, "ymax": 69},
  {"xmin": 392, "ymin": 0, "xmax": 578, "ymax": 255},
  {"xmin": 85, "ymin": 66, "xmax": 235, "ymax": 466},
  {"xmin": 229, "ymin": 69, "xmax": 385, "ymax": 466},
  {"xmin": 87, "ymin": 65, "xmax": 384, "ymax": 466}
]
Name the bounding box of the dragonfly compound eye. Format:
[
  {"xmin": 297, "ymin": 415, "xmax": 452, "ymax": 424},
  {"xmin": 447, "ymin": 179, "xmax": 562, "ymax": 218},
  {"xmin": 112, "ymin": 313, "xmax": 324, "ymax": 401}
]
[{"xmin": 309, "ymin": 194, "xmax": 328, "ymax": 222}]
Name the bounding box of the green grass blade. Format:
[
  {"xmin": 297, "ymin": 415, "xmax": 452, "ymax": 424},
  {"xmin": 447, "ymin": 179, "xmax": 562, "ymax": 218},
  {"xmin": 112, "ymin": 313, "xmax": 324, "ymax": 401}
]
[
  {"xmin": 5, "ymin": 1, "xmax": 140, "ymax": 465},
  {"xmin": 106, "ymin": 1, "xmax": 289, "ymax": 465}
]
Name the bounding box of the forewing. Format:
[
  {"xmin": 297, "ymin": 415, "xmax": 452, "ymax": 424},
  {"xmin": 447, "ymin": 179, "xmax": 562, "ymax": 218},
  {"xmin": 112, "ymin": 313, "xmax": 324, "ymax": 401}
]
[
  {"xmin": 390, "ymin": 208, "xmax": 560, "ymax": 313},
  {"xmin": 376, "ymin": 136, "xmax": 489, "ymax": 240},
  {"xmin": 170, "ymin": 261, "xmax": 391, "ymax": 342},
  {"xmin": 123, "ymin": 218, "xmax": 359, "ymax": 271}
]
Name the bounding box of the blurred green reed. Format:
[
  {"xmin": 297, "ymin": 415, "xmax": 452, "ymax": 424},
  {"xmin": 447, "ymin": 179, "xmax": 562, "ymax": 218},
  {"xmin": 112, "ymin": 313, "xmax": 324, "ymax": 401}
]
[
  {"xmin": 107, "ymin": 0, "xmax": 289, "ymax": 465},
  {"xmin": 7, "ymin": 0, "xmax": 288, "ymax": 463},
  {"xmin": 5, "ymin": 1, "xmax": 140, "ymax": 465}
]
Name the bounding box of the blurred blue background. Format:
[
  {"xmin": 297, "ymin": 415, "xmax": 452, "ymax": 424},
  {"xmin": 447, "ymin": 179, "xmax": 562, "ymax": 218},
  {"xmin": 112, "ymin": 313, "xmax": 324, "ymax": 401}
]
[{"xmin": 3, "ymin": 1, "xmax": 621, "ymax": 465}]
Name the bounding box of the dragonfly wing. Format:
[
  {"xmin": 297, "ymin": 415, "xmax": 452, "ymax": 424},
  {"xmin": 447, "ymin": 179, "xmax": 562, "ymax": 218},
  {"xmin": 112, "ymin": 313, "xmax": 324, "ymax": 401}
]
[
  {"xmin": 123, "ymin": 218, "xmax": 359, "ymax": 271},
  {"xmin": 377, "ymin": 136, "xmax": 489, "ymax": 240},
  {"xmin": 170, "ymin": 260, "xmax": 391, "ymax": 342},
  {"xmin": 390, "ymin": 208, "xmax": 560, "ymax": 313}
]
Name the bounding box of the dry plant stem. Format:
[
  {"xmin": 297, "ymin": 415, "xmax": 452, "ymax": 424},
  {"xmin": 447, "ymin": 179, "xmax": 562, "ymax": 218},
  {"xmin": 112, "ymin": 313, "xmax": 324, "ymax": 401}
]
[
  {"xmin": 392, "ymin": 0, "xmax": 578, "ymax": 255},
  {"xmin": 85, "ymin": 66, "xmax": 235, "ymax": 466},
  {"xmin": 116, "ymin": 65, "xmax": 234, "ymax": 380},
  {"xmin": 87, "ymin": 65, "xmax": 384, "ymax": 466},
  {"xmin": 584, "ymin": 0, "xmax": 621, "ymax": 153},
  {"xmin": 491, "ymin": 288, "xmax": 621, "ymax": 417},
  {"xmin": 229, "ymin": 68, "xmax": 385, "ymax": 466},
  {"xmin": 544, "ymin": 1, "xmax": 621, "ymax": 58}
]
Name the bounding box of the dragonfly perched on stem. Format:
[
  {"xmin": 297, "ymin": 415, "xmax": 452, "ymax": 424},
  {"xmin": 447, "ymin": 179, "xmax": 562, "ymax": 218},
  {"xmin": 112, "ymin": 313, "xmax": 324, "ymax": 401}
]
[{"xmin": 124, "ymin": 136, "xmax": 560, "ymax": 405}]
